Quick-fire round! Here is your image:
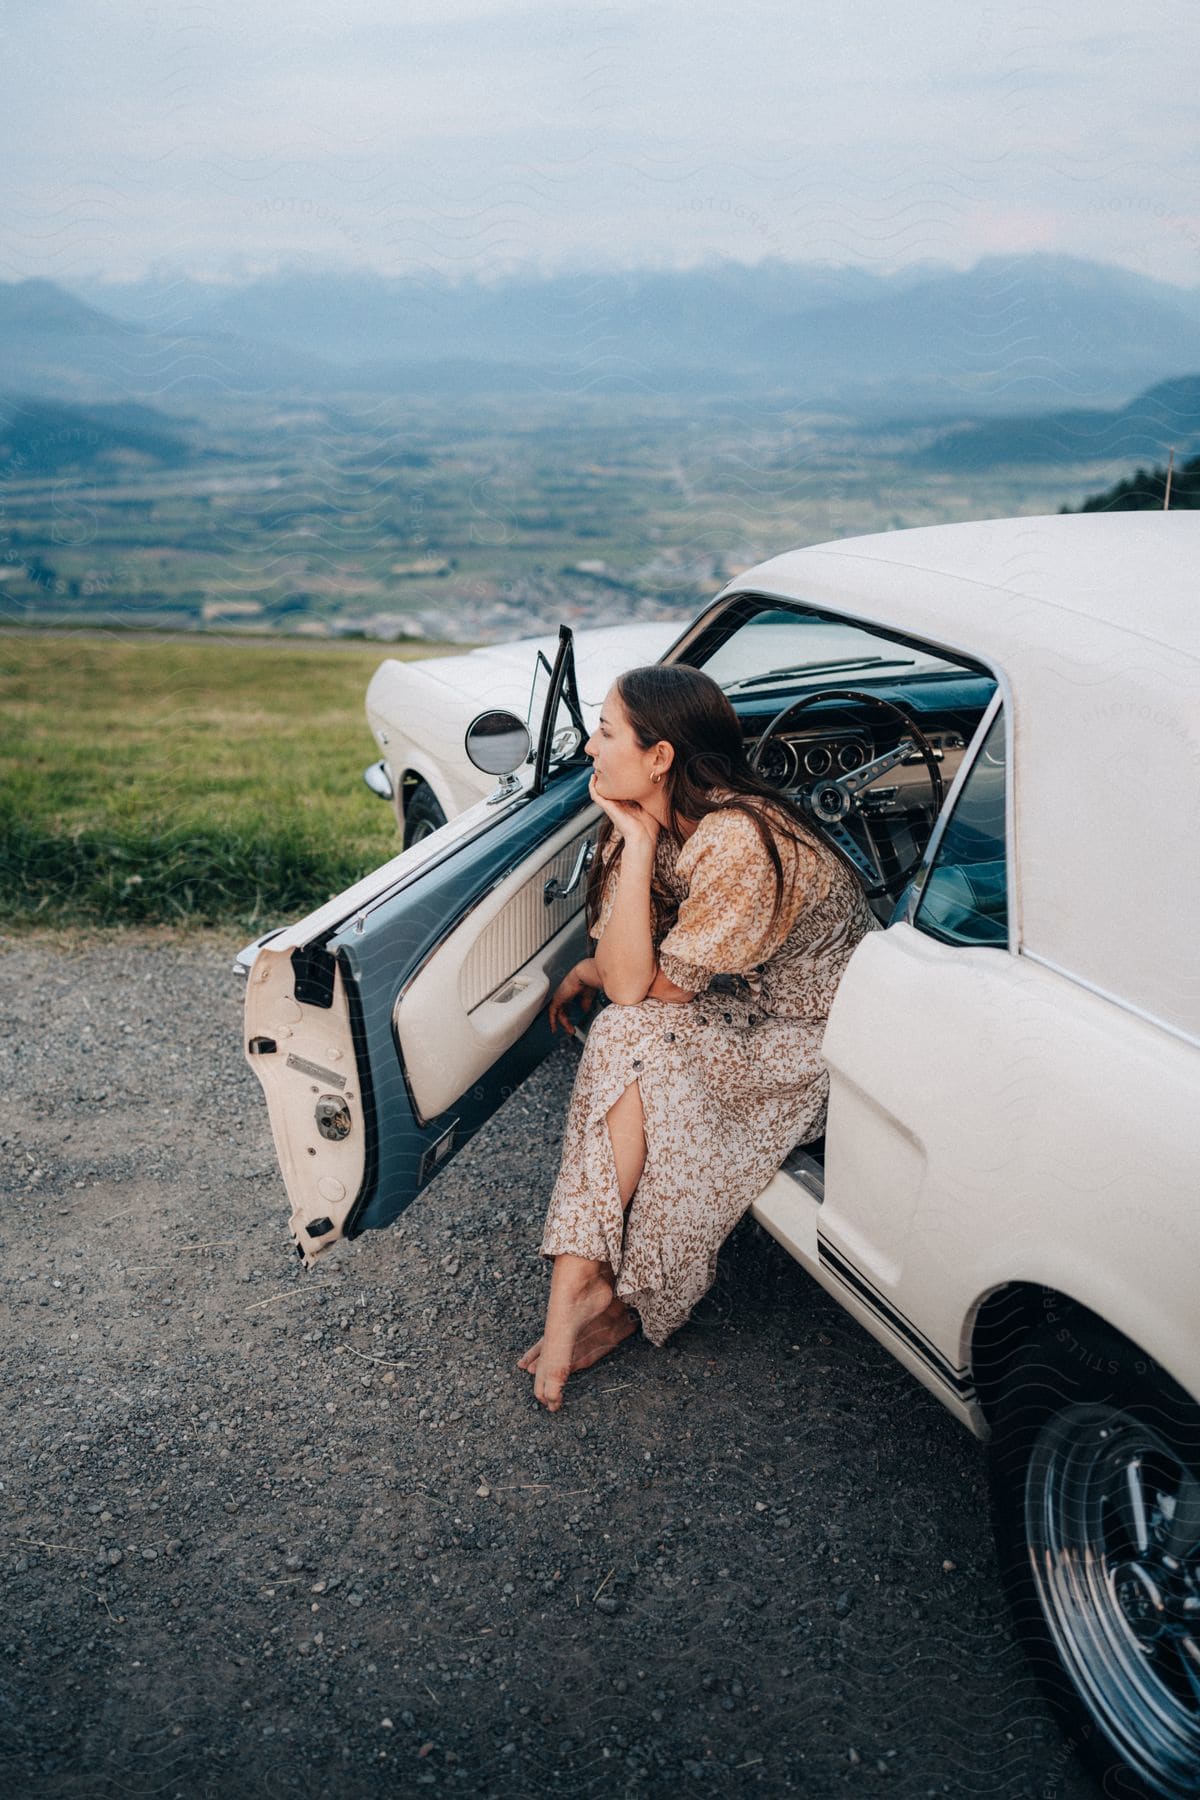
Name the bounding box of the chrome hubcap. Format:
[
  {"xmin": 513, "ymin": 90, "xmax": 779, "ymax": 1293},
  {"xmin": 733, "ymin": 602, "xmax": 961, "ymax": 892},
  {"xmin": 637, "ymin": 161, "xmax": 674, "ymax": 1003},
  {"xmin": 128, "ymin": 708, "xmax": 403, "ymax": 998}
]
[
  {"xmin": 1114, "ymin": 1560, "xmax": 1168, "ymax": 1639},
  {"xmin": 1025, "ymin": 1402, "xmax": 1200, "ymax": 1797}
]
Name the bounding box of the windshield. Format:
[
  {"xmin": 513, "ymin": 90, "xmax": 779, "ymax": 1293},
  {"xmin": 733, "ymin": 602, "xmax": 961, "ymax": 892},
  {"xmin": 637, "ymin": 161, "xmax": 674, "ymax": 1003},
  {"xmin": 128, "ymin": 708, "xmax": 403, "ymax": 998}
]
[{"xmin": 700, "ymin": 607, "xmax": 959, "ymax": 690}]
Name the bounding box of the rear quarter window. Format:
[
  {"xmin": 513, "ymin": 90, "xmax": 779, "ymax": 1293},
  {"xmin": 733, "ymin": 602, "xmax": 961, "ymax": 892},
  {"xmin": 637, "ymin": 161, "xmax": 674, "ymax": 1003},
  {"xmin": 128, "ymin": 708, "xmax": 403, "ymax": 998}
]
[{"xmin": 913, "ymin": 709, "xmax": 1007, "ymax": 948}]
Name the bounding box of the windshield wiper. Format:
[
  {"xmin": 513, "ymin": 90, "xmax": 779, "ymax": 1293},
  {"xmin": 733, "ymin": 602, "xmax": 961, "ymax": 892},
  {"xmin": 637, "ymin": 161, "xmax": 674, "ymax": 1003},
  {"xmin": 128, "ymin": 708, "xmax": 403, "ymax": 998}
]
[{"xmin": 723, "ymin": 655, "xmax": 916, "ymax": 692}]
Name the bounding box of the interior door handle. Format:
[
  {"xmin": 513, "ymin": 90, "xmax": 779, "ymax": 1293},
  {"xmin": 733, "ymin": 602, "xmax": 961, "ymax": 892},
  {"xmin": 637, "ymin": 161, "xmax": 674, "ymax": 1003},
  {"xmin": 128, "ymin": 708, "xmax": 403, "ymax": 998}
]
[{"xmin": 544, "ymin": 838, "xmax": 594, "ymax": 904}]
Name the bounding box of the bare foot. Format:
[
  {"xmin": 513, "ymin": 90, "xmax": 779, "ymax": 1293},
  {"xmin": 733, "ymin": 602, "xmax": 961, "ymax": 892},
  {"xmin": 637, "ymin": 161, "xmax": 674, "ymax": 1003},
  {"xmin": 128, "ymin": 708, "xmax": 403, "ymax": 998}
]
[
  {"xmin": 519, "ymin": 1297, "xmax": 634, "ymax": 1375},
  {"xmin": 532, "ymin": 1262, "xmax": 617, "ymax": 1412},
  {"xmin": 563, "ymin": 1305, "xmax": 638, "ymax": 1374}
]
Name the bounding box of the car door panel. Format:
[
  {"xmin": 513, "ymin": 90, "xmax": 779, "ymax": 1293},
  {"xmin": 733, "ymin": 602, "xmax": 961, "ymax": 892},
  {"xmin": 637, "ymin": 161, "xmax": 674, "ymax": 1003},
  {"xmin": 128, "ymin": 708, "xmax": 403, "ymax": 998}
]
[
  {"xmin": 813, "ymin": 926, "xmax": 996, "ymax": 1421},
  {"xmin": 246, "ymin": 765, "xmax": 595, "ymax": 1265},
  {"xmin": 246, "ymin": 951, "xmax": 368, "ymax": 1259},
  {"xmin": 821, "ymin": 922, "xmax": 1013, "ymax": 1289},
  {"xmin": 813, "ymin": 694, "xmax": 1012, "ymax": 1382},
  {"xmin": 395, "ymin": 814, "xmax": 597, "ymax": 1121}
]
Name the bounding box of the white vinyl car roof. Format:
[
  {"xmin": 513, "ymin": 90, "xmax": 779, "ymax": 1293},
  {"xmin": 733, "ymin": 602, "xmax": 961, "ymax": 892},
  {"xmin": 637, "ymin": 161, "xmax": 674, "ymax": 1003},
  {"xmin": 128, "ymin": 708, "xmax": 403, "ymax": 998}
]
[
  {"xmin": 722, "ymin": 512, "xmax": 1200, "ymax": 1041},
  {"xmin": 733, "ymin": 511, "xmax": 1198, "ymax": 658}
]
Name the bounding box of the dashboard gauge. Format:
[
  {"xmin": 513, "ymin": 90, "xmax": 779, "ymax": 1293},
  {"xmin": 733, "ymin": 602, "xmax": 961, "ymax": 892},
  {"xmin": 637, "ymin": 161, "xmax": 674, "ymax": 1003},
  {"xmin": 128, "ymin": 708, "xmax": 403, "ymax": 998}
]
[
  {"xmin": 838, "ymin": 739, "xmax": 868, "ymax": 772},
  {"xmin": 754, "ymin": 738, "xmax": 795, "ymax": 786},
  {"xmin": 803, "ymin": 743, "xmax": 833, "ymax": 776}
]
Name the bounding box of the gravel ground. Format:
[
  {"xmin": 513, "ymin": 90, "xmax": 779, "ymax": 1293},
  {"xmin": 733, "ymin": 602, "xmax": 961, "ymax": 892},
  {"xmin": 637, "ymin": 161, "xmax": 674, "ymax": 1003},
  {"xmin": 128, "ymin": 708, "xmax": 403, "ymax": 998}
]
[{"xmin": 1, "ymin": 931, "xmax": 1099, "ymax": 1800}]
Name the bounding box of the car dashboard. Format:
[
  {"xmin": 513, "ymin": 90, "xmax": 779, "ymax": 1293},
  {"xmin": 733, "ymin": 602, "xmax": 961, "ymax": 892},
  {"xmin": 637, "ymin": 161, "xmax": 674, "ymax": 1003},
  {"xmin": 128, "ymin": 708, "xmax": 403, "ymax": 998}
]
[
  {"xmin": 745, "ymin": 717, "xmax": 968, "ymax": 798},
  {"xmin": 728, "ymin": 671, "xmax": 996, "ymax": 901}
]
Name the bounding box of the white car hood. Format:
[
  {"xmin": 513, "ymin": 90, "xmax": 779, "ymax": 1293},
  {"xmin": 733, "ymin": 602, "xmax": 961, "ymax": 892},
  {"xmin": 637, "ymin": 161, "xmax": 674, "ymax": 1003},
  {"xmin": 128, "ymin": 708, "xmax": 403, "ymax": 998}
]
[{"xmin": 401, "ymin": 621, "xmax": 683, "ymax": 715}]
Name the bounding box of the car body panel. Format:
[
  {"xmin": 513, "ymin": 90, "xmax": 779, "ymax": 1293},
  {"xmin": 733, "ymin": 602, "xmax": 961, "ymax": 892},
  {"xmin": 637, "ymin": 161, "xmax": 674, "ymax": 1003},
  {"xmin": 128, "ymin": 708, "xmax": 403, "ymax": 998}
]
[
  {"xmin": 821, "ymin": 922, "xmax": 1200, "ymax": 1429},
  {"xmin": 365, "ymin": 620, "xmax": 680, "ymax": 826}
]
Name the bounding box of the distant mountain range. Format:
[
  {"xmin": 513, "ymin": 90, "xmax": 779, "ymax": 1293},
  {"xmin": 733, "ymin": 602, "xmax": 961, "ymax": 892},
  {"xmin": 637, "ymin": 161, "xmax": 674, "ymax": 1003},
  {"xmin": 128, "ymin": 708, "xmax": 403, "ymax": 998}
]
[
  {"xmin": 2, "ymin": 254, "xmax": 1198, "ymax": 417},
  {"xmin": 0, "ymin": 278, "xmax": 332, "ymax": 407},
  {"xmin": 0, "ymin": 394, "xmax": 200, "ymax": 475},
  {"xmin": 912, "ymin": 373, "xmax": 1200, "ymax": 468},
  {"xmin": 4, "ymin": 370, "xmax": 1196, "ymax": 494}
]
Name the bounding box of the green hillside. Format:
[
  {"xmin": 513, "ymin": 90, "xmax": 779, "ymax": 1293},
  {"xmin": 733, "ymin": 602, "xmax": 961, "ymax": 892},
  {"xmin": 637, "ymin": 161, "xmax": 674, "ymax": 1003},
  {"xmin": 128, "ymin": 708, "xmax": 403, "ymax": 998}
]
[
  {"xmin": 0, "ymin": 631, "xmax": 456, "ymax": 929},
  {"xmin": 0, "ymin": 397, "xmax": 196, "ymax": 475}
]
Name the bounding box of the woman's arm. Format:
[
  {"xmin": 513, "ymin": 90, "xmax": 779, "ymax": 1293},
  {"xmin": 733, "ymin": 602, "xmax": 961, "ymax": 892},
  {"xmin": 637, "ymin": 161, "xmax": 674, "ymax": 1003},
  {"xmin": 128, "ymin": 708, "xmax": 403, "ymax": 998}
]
[
  {"xmin": 586, "ymin": 774, "xmax": 694, "ymax": 1006},
  {"xmin": 643, "ymin": 966, "xmax": 695, "ymax": 1003},
  {"xmin": 591, "ymin": 858, "xmax": 695, "ymax": 1006},
  {"xmin": 656, "ymin": 806, "xmax": 813, "ymax": 994},
  {"xmin": 593, "ymin": 841, "xmax": 658, "ymax": 1004}
]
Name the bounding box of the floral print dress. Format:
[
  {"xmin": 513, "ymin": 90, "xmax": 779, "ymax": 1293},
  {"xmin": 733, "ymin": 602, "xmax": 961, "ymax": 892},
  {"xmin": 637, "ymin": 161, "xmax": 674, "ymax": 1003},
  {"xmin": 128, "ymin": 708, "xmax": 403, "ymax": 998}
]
[{"xmin": 539, "ymin": 794, "xmax": 881, "ymax": 1345}]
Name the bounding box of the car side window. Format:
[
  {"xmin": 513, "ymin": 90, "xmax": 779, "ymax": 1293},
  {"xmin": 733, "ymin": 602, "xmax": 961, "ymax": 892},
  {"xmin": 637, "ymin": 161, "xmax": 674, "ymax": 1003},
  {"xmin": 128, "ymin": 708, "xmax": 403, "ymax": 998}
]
[{"xmin": 913, "ymin": 709, "xmax": 1007, "ymax": 948}]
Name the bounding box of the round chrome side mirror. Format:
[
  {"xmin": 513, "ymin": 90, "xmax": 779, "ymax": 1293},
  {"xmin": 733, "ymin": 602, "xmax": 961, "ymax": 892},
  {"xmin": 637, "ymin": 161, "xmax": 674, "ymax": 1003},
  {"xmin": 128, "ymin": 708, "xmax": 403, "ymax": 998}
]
[{"xmin": 464, "ymin": 709, "xmax": 531, "ymax": 776}]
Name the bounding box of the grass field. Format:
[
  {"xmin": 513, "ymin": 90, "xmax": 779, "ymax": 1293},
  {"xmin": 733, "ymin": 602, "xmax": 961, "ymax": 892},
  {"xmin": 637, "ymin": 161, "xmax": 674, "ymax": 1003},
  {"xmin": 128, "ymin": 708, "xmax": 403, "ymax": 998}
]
[{"xmin": 0, "ymin": 631, "xmax": 459, "ymax": 928}]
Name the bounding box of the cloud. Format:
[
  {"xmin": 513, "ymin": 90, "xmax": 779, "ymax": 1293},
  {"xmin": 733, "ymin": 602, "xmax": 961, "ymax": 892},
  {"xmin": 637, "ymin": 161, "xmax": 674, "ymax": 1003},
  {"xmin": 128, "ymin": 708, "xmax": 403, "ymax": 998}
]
[{"xmin": 5, "ymin": 0, "xmax": 1199, "ymax": 285}]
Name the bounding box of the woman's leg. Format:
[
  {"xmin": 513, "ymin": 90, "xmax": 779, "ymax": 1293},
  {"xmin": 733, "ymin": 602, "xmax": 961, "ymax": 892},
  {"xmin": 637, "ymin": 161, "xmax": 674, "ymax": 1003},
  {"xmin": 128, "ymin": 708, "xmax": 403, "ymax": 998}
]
[
  {"xmin": 531, "ymin": 1254, "xmax": 620, "ymax": 1412},
  {"xmin": 604, "ymin": 1079, "xmax": 647, "ymax": 1205},
  {"xmin": 521, "ymin": 1080, "xmax": 646, "ymax": 1406}
]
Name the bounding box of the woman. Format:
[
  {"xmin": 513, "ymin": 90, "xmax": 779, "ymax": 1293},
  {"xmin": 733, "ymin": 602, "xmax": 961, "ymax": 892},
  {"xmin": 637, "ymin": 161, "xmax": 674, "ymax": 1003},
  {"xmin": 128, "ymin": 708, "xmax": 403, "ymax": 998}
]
[{"xmin": 518, "ymin": 663, "xmax": 880, "ymax": 1411}]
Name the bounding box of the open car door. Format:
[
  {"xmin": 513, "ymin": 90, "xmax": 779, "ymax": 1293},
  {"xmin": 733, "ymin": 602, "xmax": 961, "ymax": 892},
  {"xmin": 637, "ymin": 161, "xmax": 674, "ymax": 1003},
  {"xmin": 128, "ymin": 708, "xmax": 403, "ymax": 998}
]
[{"xmin": 244, "ymin": 629, "xmax": 598, "ymax": 1266}]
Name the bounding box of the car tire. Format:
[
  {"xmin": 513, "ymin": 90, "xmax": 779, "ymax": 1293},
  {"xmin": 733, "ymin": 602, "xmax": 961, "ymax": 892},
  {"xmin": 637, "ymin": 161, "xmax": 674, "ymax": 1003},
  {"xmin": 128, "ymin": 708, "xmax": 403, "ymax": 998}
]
[
  {"xmin": 987, "ymin": 1310, "xmax": 1200, "ymax": 1799},
  {"xmin": 403, "ymin": 781, "xmax": 447, "ymax": 849}
]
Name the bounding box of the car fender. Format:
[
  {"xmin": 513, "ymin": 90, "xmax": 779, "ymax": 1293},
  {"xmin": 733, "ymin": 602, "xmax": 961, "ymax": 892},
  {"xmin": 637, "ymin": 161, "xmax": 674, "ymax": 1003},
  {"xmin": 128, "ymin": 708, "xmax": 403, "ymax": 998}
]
[
  {"xmin": 955, "ymin": 1222, "xmax": 1200, "ymax": 1434},
  {"xmin": 821, "ymin": 927, "xmax": 1200, "ymax": 1436},
  {"xmin": 392, "ymin": 748, "xmax": 484, "ymax": 826},
  {"xmin": 366, "ymin": 660, "xmax": 482, "ymax": 817},
  {"xmin": 908, "ymin": 975, "xmax": 1199, "ymax": 1428}
]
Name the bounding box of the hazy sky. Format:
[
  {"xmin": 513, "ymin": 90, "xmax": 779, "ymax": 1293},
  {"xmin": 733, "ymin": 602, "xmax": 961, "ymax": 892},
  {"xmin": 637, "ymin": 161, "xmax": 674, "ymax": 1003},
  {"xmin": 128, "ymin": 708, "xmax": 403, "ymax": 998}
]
[{"xmin": 6, "ymin": 0, "xmax": 1200, "ymax": 288}]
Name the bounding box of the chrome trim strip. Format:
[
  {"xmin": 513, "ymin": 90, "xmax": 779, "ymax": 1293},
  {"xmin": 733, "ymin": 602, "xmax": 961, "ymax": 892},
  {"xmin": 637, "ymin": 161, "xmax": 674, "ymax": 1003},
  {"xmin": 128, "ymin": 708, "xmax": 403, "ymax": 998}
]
[{"xmin": 1018, "ymin": 951, "xmax": 1200, "ymax": 1052}]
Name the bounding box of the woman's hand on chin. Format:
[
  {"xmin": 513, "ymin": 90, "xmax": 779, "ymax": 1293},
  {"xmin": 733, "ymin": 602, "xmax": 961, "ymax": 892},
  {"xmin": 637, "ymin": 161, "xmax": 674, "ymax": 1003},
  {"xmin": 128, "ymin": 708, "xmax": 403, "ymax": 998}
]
[{"xmin": 588, "ymin": 771, "xmax": 659, "ymax": 858}]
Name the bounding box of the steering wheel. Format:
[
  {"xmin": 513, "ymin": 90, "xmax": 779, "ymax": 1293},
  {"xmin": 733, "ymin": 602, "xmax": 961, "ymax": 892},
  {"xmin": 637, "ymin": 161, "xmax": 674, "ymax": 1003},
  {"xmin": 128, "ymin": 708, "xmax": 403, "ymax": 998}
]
[{"xmin": 750, "ymin": 688, "xmax": 945, "ymax": 900}]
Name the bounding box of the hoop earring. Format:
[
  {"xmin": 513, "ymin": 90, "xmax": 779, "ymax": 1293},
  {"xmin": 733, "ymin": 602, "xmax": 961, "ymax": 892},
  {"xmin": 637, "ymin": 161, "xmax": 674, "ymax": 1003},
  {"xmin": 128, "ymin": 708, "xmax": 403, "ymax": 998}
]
[{"xmin": 651, "ymin": 771, "xmax": 662, "ymax": 784}]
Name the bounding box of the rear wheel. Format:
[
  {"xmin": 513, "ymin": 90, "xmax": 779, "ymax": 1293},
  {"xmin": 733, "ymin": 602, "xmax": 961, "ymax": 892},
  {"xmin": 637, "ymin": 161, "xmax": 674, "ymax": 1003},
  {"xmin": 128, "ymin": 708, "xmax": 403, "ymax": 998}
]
[
  {"xmin": 403, "ymin": 780, "xmax": 446, "ymax": 849},
  {"xmin": 988, "ymin": 1313, "xmax": 1200, "ymax": 1798}
]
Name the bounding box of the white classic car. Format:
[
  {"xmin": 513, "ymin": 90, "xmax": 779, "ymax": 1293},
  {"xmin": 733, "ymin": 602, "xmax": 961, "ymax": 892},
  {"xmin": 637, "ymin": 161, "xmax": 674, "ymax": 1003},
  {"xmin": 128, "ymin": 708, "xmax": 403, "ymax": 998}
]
[{"xmin": 244, "ymin": 512, "xmax": 1200, "ymax": 1798}]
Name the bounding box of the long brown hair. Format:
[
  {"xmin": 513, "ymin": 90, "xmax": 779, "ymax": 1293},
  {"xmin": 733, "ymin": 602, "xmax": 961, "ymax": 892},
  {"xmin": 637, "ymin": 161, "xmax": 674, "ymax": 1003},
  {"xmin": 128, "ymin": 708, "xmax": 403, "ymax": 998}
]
[{"xmin": 585, "ymin": 663, "xmax": 824, "ymax": 940}]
